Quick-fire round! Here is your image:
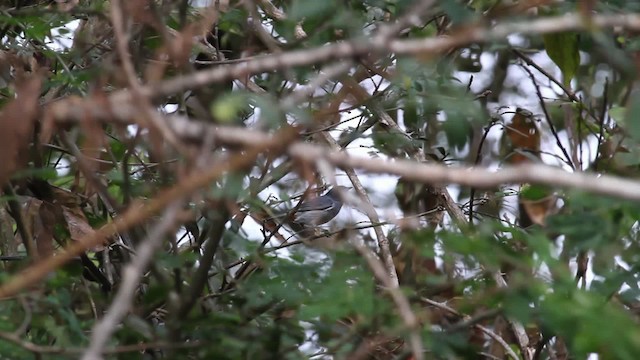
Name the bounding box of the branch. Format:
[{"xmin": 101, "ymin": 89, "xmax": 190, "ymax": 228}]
[
  {"xmin": 82, "ymin": 203, "xmax": 182, "ymax": 360},
  {"xmin": 321, "ymin": 133, "xmax": 400, "ymax": 288},
  {"xmin": 175, "ymin": 207, "xmax": 230, "ymax": 318},
  {"xmin": 421, "ymin": 298, "xmax": 519, "ymax": 360},
  {"xmin": 0, "ymin": 328, "xmax": 201, "ymax": 355},
  {"xmin": 517, "ymin": 58, "xmax": 575, "ymax": 169},
  {"xmin": 352, "ymin": 241, "xmax": 423, "ymax": 360},
  {"xmin": 288, "ymin": 143, "xmax": 640, "ymax": 202},
  {"xmin": 109, "ymin": 0, "xmax": 187, "ymax": 155},
  {"xmin": 49, "ymin": 120, "xmax": 640, "ymax": 203},
  {"xmin": 151, "ymin": 13, "xmax": 640, "ymax": 98},
  {"xmin": 0, "ymin": 127, "xmax": 301, "ymax": 299},
  {"xmin": 46, "ymin": 13, "xmax": 640, "ymax": 128}
]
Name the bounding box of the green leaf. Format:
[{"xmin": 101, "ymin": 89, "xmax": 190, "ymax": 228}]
[
  {"xmin": 211, "ymin": 93, "xmax": 250, "ymax": 123},
  {"xmin": 12, "ymin": 167, "xmax": 58, "ymax": 180},
  {"xmin": 440, "ymin": 0, "xmax": 473, "ymax": 24},
  {"xmin": 624, "ymin": 94, "xmax": 640, "ymax": 141},
  {"xmin": 543, "ymin": 32, "xmax": 580, "ymax": 86},
  {"xmin": 290, "ymin": 0, "xmax": 337, "ymax": 21},
  {"xmin": 520, "ymin": 184, "xmax": 553, "ymax": 201},
  {"xmin": 442, "ymin": 113, "xmax": 472, "ymax": 150}
]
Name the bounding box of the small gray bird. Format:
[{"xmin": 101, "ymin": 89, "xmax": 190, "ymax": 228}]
[{"xmin": 293, "ymin": 186, "xmax": 350, "ymax": 226}]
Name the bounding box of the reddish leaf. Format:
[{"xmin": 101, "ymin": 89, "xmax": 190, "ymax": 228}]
[
  {"xmin": 520, "ymin": 195, "xmax": 557, "ymax": 226},
  {"xmin": 506, "ymin": 107, "xmax": 540, "ymax": 164}
]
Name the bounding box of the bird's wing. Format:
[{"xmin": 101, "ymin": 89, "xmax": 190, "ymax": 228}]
[{"xmin": 297, "ymin": 196, "xmax": 334, "ymax": 212}]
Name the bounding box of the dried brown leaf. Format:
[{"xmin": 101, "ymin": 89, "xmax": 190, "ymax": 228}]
[
  {"xmin": 520, "ymin": 195, "xmax": 557, "ymax": 226},
  {"xmin": 78, "ymin": 92, "xmax": 108, "ymax": 190},
  {"xmin": 62, "ymin": 207, "xmax": 96, "ymax": 243},
  {"xmin": 0, "ymin": 74, "xmax": 42, "ymax": 187},
  {"xmin": 50, "ymin": 185, "xmax": 104, "ymax": 251},
  {"xmin": 125, "ymin": 0, "xmax": 164, "ymax": 30},
  {"xmin": 37, "ymin": 202, "xmax": 57, "ymax": 259},
  {"xmin": 506, "ymin": 107, "xmax": 540, "ymax": 165},
  {"xmin": 0, "ymin": 207, "xmax": 18, "ymax": 255},
  {"xmin": 41, "ymin": 95, "xmax": 85, "ymax": 145}
]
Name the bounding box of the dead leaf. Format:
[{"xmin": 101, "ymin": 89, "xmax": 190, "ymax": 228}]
[
  {"xmin": 125, "ymin": 0, "xmax": 163, "ymax": 30},
  {"xmin": 37, "ymin": 202, "xmax": 56, "ymax": 260},
  {"xmin": 62, "ymin": 207, "xmax": 98, "ymax": 245},
  {"xmin": 520, "ymin": 195, "xmax": 557, "ymax": 226},
  {"xmin": 145, "ymin": 27, "xmax": 197, "ymax": 83},
  {"xmin": 0, "ymin": 207, "xmax": 18, "ymax": 256},
  {"xmin": 0, "ymin": 74, "xmax": 42, "ymax": 187},
  {"xmin": 78, "ymin": 90, "xmax": 108, "ymax": 193},
  {"xmin": 40, "ymin": 95, "xmax": 83, "ymax": 145},
  {"xmin": 50, "ymin": 185, "xmax": 104, "ymax": 252},
  {"xmin": 57, "ymin": 0, "xmax": 80, "ymax": 12},
  {"xmin": 506, "ymin": 107, "xmax": 540, "ymax": 164}
]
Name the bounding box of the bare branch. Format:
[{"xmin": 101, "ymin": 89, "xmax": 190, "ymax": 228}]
[
  {"xmin": 421, "ymin": 298, "xmax": 520, "ymax": 360},
  {"xmin": 82, "ymin": 203, "xmax": 182, "ymax": 360},
  {"xmin": 321, "ymin": 133, "xmax": 400, "ymax": 287},
  {"xmin": 46, "ymin": 13, "xmax": 640, "ymax": 128},
  {"xmin": 109, "ymin": 0, "xmax": 187, "ymax": 155},
  {"xmin": 289, "ymin": 143, "xmax": 640, "ymax": 202}
]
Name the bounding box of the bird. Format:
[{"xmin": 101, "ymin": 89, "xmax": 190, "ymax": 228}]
[{"xmin": 292, "ymin": 186, "xmax": 351, "ymax": 226}]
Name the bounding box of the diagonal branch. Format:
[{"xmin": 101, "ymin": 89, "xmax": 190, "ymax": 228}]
[{"xmin": 321, "ymin": 133, "xmax": 400, "ymax": 288}]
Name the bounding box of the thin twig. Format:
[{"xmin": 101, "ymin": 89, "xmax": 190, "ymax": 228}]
[
  {"xmin": 352, "ymin": 241, "xmax": 424, "ymax": 360},
  {"xmin": 594, "ymin": 78, "xmax": 609, "ymax": 171},
  {"xmin": 421, "ymin": 298, "xmax": 519, "ymax": 360},
  {"xmin": 469, "ymin": 118, "xmax": 501, "ymax": 223},
  {"xmin": 512, "ymin": 49, "xmax": 579, "ymax": 102},
  {"xmin": 82, "ymin": 203, "xmax": 182, "ymax": 360},
  {"xmin": 322, "ymin": 132, "xmax": 400, "ymax": 288},
  {"xmin": 519, "ymin": 63, "xmax": 575, "ymax": 169},
  {"xmin": 109, "ymin": 0, "xmax": 187, "ymax": 155}
]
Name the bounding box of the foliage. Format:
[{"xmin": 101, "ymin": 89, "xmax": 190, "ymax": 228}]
[{"xmin": 0, "ymin": 0, "xmax": 639, "ymax": 359}]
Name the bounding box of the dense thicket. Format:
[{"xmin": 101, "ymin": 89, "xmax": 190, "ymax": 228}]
[{"xmin": 1, "ymin": 1, "xmax": 640, "ymax": 359}]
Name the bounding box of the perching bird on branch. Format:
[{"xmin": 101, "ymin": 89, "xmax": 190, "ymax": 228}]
[{"xmin": 292, "ymin": 186, "xmax": 351, "ymax": 226}]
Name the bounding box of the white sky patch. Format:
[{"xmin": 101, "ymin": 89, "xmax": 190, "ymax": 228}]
[
  {"xmin": 54, "ymin": 157, "xmax": 71, "ymax": 177},
  {"xmin": 164, "ymin": 104, "xmax": 179, "ymax": 113},
  {"xmin": 175, "ymin": 227, "xmax": 190, "ymax": 247},
  {"xmin": 49, "ymin": 19, "xmax": 80, "ymax": 51},
  {"xmin": 455, "ymin": 51, "xmax": 497, "ymax": 93},
  {"xmin": 127, "ymin": 124, "xmax": 140, "ymax": 137},
  {"xmin": 508, "ymin": 34, "xmax": 528, "ymax": 47}
]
